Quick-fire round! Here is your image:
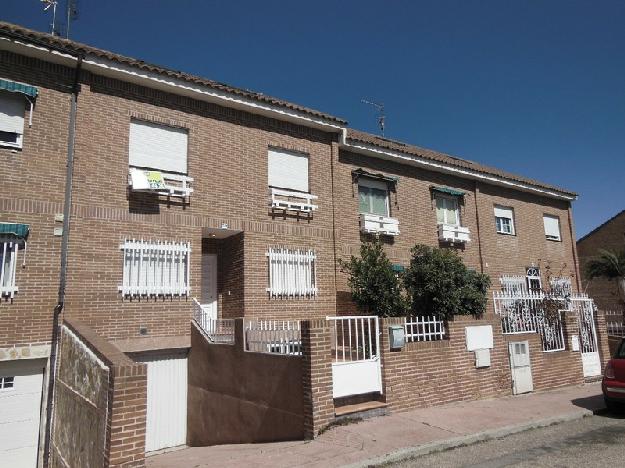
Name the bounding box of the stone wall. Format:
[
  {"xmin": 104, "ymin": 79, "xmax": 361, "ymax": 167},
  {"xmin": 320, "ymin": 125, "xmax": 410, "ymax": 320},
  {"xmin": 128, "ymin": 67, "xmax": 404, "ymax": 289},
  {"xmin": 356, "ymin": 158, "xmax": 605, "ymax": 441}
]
[{"xmin": 51, "ymin": 319, "xmax": 147, "ymax": 467}]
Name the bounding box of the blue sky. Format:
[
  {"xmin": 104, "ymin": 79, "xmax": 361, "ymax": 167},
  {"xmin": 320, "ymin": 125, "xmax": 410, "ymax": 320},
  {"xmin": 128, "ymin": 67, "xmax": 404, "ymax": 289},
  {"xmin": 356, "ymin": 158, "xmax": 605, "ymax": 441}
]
[{"xmin": 3, "ymin": 1, "xmax": 624, "ymax": 238}]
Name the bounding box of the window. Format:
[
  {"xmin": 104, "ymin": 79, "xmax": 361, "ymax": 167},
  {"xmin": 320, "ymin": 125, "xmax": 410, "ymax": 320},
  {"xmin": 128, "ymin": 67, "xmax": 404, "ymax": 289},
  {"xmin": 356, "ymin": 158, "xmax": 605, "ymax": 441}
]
[
  {"xmin": 0, "ymin": 376, "xmax": 14, "ymax": 389},
  {"xmin": 526, "ymin": 267, "xmax": 542, "ymax": 292},
  {"xmin": 266, "ymin": 247, "xmax": 317, "ymax": 298},
  {"xmin": 129, "ymin": 120, "xmax": 188, "ymax": 174},
  {"xmin": 0, "ymin": 240, "xmax": 20, "ymax": 298},
  {"xmin": 494, "ymin": 206, "xmax": 515, "ymax": 235},
  {"xmin": 500, "ymin": 275, "xmax": 527, "ymax": 294},
  {"xmin": 436, "ymin": 195, "xmax": 459, "ymax": 225},
  {"xmin": 543, "ymin": 215, "xmax": 561, "ymax": 241},
  {"xmin": 358, "ymin": 177, "xmax": 389, "ymax": 216},
  {"xmin": 119, "ymin": 239, "xmax": 190, "ymax": 297},
  {"xmin": 550, "ymin": 276, "xmax": 572, "ymax": 296},
  {"xmin": 268, "ymin": 148, "xmax": 309, "ymax": 193},
  {"xmin": 0, "ymin": 92, "xmax": 25, "ymax": 148}
]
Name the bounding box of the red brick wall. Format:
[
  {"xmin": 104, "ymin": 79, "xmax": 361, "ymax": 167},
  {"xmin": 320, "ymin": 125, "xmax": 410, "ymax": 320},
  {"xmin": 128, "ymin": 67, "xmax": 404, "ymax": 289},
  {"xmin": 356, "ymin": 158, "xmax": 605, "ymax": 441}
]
[{"xmin": 577, "ymin": 211, "xmax": 625, "ymax": 311}]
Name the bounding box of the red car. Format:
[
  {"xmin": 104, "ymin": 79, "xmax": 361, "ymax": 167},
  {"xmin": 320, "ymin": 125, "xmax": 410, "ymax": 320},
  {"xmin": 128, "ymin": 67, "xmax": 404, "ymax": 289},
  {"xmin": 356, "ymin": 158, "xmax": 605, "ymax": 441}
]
[{"xmin": 603, "ymin": 338, "xmax": 625, "ymax": 411}]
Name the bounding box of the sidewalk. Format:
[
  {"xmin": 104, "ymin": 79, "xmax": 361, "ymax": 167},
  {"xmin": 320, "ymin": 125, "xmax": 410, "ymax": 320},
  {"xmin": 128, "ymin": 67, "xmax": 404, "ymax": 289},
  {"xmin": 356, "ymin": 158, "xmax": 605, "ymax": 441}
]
[{"xmin": 147, "ymin": 383, "xmax": 603, "ymax": 468}]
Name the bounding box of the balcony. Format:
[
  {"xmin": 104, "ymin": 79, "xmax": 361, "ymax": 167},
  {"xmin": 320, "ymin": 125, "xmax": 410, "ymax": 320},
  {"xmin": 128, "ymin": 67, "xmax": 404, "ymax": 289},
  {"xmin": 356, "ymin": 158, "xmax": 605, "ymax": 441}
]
[
  {"xmin": 359, "ymin": 213, "xmax": 400, "ymax": 236},
  {"xmin": 270, "ymin": 188, "xmax": 318, "ymax": 214},
  {"xmin": 437, "ymin": 223, "xmax": 470, "ymax": 243},
  {"xmin": 128, "ymin": 167, "xmax": 193, "ymax": 199}
]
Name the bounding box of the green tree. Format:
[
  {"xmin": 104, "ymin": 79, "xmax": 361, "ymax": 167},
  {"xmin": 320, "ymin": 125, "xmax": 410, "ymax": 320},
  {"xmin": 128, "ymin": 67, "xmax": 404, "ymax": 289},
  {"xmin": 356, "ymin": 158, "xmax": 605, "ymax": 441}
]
[
  {"xmin": 585, "ymin": 249, "xmax": 625, "ymax": 303},
  {"xmin": 340, "ymin": 239, "xmax": 407, "ymax": 317},
  {"xmin": 403, "ymin": 244, "xmax": 491, "ymax": 320}
]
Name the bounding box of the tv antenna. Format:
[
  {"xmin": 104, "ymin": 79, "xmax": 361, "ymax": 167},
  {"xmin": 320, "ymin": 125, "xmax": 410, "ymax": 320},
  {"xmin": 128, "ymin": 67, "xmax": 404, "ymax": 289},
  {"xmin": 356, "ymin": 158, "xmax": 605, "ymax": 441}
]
[
  {"xmin": 65, "ymin": 0, "xmax": 79, "ymax": 39},
  {"xmin": 361, "ymin": 99, "xmax": 385, "ymax": 137},
  {"xmin": 41, "ymin": 0, "xmax": 59, "ymax": 36}
]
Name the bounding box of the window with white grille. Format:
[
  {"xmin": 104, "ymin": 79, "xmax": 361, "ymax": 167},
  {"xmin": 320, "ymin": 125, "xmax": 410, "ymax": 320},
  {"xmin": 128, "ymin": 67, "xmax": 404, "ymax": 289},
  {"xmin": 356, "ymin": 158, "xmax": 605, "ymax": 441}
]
[
  {"xmin": 543, "ymin": 215, "xmax": 561, "ymax": 241},
  {"xmin": 550, "ymin": 276, "xmax": 572, "ymax": 296},
  {"xmin": 0, "ymin": 92, "xmax": 25, "ymax": 148},
  {"xmin": 500, "ymin": 275, "xmax": 527, "ymax": 294},
  {"xmin": 0, "ymin": 240, "xmax": 20, "ymax": 298},
  {"xmin": 266, "ymin": 247, "xmax": 317, "ymax": 298},
  {"xmin": 119, "ymin": 239, "xmax": 190, "ymax": 297},
  {"xmin": 526, "ymin": 266, "xmax": 542, "ymax": 292}
]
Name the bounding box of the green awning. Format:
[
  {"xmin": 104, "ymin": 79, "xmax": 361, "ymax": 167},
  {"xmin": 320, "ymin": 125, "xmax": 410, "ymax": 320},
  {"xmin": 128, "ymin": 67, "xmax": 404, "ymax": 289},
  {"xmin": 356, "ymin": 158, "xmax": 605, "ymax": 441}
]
[
  {"xmin": 392, "ymin": 264, "xmax": 405, "ymax": 273},
  {"xmin": 0, "ymin": 79, "xmax": 38, "ymax": 98},
  {"xmin": 352, "ymin": 168, "xmax": 399, "ymax": 185},
  {"xmin": 0, "ymin": 223, "xmax": 30, "ymax": 239},
  {"xmin": 432, "ymin": 186, "xmax": 465, "ymax": 197}
]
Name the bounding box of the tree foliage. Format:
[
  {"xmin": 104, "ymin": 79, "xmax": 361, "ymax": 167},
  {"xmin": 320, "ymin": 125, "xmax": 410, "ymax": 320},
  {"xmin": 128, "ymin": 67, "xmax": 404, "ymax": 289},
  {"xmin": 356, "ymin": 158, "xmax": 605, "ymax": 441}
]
[
  {"xmin": 585, "ymin": 248, "xmax": 625, "ymax": 302},
  {"xmin": 339, "ymin": 239, "xmax": 407, "ymax": 317},
  {"xmin": 403, "ymin": 244, "xmax": 491, "ymax": 320}
]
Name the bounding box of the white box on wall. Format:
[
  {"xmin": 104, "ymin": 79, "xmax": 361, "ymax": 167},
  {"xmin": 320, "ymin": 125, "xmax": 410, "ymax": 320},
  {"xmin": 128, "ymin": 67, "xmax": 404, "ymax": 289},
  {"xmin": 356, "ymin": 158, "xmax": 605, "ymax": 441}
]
[
  {"xmin": 475, "ymin": 348, "xmax": 491, "ymax": 368},
  {"xmin": 465, "ymin": 325, "xmax": 494, "ymax": 351}
]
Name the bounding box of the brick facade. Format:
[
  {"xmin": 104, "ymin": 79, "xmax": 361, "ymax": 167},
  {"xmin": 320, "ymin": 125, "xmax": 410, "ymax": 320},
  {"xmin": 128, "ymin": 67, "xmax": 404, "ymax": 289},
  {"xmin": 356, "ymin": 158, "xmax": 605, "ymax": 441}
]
[{"xmin": 577, "ymin": 210, "xmax": 625, "ymax": 311}]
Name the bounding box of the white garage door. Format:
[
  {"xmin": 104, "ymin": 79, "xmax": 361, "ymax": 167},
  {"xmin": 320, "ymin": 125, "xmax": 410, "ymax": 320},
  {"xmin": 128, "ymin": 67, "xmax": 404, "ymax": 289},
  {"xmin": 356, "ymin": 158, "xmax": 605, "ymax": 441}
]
[
  {"xmin": 0, "ymin": 359, "xmax": 45, "ymax": 468},
  {"xmin": 139, "ymin": 352, "xmax": 187, "ymax": 453}
]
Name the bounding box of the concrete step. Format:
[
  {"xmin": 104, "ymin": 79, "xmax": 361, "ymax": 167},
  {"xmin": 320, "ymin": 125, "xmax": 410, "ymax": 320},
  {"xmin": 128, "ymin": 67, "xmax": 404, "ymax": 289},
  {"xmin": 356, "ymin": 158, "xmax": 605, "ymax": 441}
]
[{"xmin": 335, "ymin": 400, "xmax": 388, "ymax": 420}]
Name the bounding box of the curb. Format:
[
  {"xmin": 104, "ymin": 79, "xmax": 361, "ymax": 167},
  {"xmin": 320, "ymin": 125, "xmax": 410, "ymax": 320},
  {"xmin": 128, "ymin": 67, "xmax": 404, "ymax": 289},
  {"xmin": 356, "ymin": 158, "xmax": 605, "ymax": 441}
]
[{"xmin": 344, "ymin": 409, "xmax": 596, "ymax": 467}]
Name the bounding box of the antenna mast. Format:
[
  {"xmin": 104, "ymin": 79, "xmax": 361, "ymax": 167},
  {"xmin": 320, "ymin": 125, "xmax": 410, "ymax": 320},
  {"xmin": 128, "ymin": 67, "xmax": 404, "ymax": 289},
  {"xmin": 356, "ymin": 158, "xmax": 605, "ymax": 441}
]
[
  {"xmin": 361, "ymin": 99, "xmax": 386, "ymax": 137},
  {"xmin": 65, "ymin": 0, "xmax": 79, "ymax": 39},
  {"xmin": 41, "ymin": 0, "xmax": 59, "ymax": 35}
]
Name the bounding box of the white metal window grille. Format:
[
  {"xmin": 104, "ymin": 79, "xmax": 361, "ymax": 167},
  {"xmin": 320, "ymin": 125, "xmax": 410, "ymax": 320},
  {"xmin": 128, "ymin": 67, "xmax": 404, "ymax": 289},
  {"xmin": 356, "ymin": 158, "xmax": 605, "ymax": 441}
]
[
  {"xmin": 119, "ymin": 239, "xmax": 190, "ymax": 297},
  {"xmin": 500, "ymin": 275, "xmax": 527, "ymax": 294},
  {"xmin": 0, "ymin": 376, "xmax": 14, "ymax": 389},
  {"xmin": 494, "ymin": 206, "xmax": 515, "ymax": 235},
  {"xmin": 129, "ymin": 120, "xmax": 188, "ymax": 174},
  {"xmin": 526, "ymin": 267, "xmax": 542, "ymax": 292},
  {"xmin": 266, "ymin": 247, "xmax": 317, "ymax": 298},
  {"xmin": 404, "ymin": 316, "xmax": 446, "ymax": 342},
  {"xmin": 0, "ymin": 92, "xmax": 25, "ymax": 148},
  {"xmin": 436, "ymin": 195, "xmax": 459, "ymax": 225},
  {"xmin": 549, "ymin": 276, "xmax": 572, "ymax": 296},
  {"xmin": 268, "ymin": 148, "xmax": 309, "ymax": 193},
  {"xmin": 358, "ymin": 177, "xmax": 390, "ymax": 217},
  {"xmin": 244, "ymin": 320, "xmax": 302, "ymax": 355},
  {"xmin": 0, "ymin": 241, "xmax": 19, "ymax": 298},
  {"xmin": 543, "ymin": 215, "xmax": 561, "ymax": 241}
]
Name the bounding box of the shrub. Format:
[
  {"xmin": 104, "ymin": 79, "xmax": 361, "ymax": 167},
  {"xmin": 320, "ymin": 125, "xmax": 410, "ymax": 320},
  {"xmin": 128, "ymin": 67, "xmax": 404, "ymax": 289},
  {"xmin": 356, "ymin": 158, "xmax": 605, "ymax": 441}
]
[
  {"xmin": 403, "ymin": 244, "xmax": 491, "ymax": 320},
  {"xmin": 339, "ymin": 239, "xmax": 407, "ymax": 317}
]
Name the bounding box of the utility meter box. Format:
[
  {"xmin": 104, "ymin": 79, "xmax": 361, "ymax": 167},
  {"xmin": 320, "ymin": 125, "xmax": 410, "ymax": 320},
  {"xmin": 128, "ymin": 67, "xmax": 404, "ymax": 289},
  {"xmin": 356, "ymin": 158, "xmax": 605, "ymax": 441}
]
[{"xmin": 389, "ymin": 325, "xmax": 405, "ymax": 350}]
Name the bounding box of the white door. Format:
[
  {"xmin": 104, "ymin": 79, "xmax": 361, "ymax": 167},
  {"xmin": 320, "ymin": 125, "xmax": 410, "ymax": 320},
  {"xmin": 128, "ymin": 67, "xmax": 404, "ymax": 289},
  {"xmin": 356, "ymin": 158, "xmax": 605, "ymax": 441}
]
[
  {"xmin": 140, "ymin": 352, "xmax": 188, "ymax": 452},
  {"xmin": 0, "ymin": 359, "xmax": 45, "ymax": 468},
  {"xmin": 509, "ymin": 341, "xmax": 533, "ymax": 395},
  {"xmin": 201, "ymin": 253, "xmax": 218, "ymax": 321}
]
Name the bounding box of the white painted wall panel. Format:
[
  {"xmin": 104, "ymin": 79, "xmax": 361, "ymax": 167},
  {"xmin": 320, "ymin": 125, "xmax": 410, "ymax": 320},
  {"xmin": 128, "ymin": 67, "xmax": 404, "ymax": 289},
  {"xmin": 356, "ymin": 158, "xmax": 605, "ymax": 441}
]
[
  {"xmin": 0, "ymin": 359, "xmax": 45, "ymax": 468},
  {"xmin": 331, "ymin": 360, "xmax": 382, "ymax": 398},
  {"xmin": 140, "ymin": 353, "xmax": 188, "ymax": 452}
]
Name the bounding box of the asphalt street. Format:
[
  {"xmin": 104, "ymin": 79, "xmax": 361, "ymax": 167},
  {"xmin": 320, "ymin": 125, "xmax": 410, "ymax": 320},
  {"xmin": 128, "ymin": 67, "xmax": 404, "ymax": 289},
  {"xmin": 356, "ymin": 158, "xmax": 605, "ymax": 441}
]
[{"xmin": 390, "ymin": 411, "xmax": 625, "ymax": 468}]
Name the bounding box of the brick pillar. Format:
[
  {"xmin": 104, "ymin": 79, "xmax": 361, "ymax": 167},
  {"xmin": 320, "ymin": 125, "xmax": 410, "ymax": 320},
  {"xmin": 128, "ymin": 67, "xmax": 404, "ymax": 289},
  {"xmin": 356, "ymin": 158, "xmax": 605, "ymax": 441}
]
[
  {"xmin": 107, "ymin": 361, "xmax": 147, "ymax": 467},
  {"xmin": 595, "ymin": 309, "xmax": 612, "ymax": 370},
  {"xmin": 301, "ymin": 319, "xmax": 334, "ymax": 438}
]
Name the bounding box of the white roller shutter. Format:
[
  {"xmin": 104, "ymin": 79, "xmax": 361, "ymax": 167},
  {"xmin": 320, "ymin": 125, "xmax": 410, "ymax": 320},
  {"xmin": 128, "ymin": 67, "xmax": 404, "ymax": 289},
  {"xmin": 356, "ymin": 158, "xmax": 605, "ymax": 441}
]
[
  {"xmin": 494, "ymin": 206, "xmax": 513, "ymax": 219},
  {"xmin": 129, "ymin": 120, "xmax": 188, "ymax": 174},
  {"xmin": 0, "ymin": 92, "xmax": 25, "ymax": 134},
  {"xmin": 268, "ymin": 148, "xmax": 309, "ymax": 192},
  {"xmin": 543, "ymin": 215, "xmax": 561, "ymax": 240}
]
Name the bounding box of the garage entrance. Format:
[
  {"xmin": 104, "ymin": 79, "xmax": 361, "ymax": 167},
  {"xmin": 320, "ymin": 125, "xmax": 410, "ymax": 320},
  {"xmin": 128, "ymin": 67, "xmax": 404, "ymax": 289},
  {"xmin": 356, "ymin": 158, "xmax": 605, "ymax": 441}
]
[
  {"xmin": 0, "ymin": 359, "xmax": 46, "ymax": 468},
  {"xmin": 137, "ymin": 351, "xmax": 188, "ymax": 453}
]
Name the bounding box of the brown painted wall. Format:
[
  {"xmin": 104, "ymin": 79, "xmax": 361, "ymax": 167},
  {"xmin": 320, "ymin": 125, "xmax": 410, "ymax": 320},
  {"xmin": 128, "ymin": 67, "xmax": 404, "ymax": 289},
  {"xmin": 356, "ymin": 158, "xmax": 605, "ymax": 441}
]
[
  {"xmin": 187, "ymin": 320, "xmax": 304, "ymax": 445},
  {"xmin": 51, "ymin": 319, "xmax": 147, "ymax": 468}
]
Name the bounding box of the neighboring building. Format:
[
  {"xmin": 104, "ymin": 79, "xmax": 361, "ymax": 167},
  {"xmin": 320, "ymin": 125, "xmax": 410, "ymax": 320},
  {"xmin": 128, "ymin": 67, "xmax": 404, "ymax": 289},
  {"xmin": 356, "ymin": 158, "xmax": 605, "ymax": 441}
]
[
  {"xmin": 577, "ymin": 209, "xmax": 625, "ymax": 310},
  {"xmin": 0, "ymin": 21, "xmax": 605, "ymax": 467}
]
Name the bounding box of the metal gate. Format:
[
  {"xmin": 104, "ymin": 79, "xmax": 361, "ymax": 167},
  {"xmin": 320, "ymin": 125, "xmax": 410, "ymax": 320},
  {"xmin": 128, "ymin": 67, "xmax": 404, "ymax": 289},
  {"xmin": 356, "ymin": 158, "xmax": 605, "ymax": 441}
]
[
  {"xmin": 327, "ymin": 316, "xmax": 382, "ymax": 398},
  {"xmin": 571, "ymin": 297, "xmax": 602, "ymax": 377}
]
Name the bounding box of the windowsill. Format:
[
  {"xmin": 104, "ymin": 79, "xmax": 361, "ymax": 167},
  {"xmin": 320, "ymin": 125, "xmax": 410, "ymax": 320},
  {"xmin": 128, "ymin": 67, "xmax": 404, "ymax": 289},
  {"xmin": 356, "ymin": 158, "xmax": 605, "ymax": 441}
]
[
  {"xmin": 0, "ymin": 142, "xmax": 22, "ymax": 150},
  {"xmin": 360, "ymin": 212, "xmax": 392, "ymax": 218},
  {"xmin": 545, "ymin": 237, "xmax": 562, "ymax": 242},
  {"xmin": 269, "ymin": 185, "xmax": 311, "ymax": 195},
  {"xmin": 496, "ymin": 231, "xmax": 516, "ymax": 237}
]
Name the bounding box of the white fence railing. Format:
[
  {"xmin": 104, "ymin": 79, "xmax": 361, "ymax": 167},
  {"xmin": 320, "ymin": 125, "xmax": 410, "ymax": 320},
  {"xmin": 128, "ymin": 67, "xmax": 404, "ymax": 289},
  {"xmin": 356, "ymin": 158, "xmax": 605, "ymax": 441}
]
[
  {"xmin": 244, "ymin": 319, "xmax": 302, "ymax": 355},
  {"xmin": 327, "ymin": 315, "xmax": 379, "ymax": 362},
  {"xmin": 608, "ymin": 321, "xmax": 625, "ymax": 337},
  {"xmin": 404, "ymin": 316, "xmax": 446, "ymax": 342},
  {"xmin": 192, "ymin": 299, "xmax": 234, "ymax": 344}
]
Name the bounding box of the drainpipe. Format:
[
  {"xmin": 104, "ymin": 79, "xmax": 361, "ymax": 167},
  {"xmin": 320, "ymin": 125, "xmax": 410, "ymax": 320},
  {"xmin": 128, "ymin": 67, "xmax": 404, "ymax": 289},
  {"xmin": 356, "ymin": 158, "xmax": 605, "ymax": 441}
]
[
  {"xmin": 43, "ymin": 54, "xmax": 83, "ymax": 468},
  {"xmin": 473, "ymin": 180, "xmax": 485, "ymax": 274},
  {"xmin": 567, "ymin": 203, "xmax": 582, "ymax": 292}
]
